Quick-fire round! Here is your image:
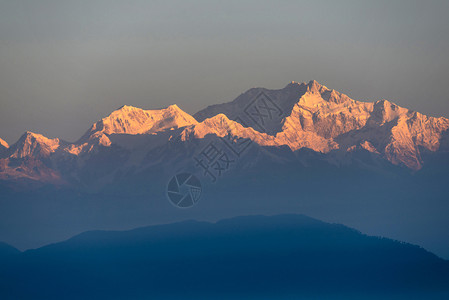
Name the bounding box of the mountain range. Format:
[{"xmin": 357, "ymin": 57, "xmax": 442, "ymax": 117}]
[
  {"xmin": 0, "ymin": 80, "xmax": 448, "ymax": 260},
  {"xmin": 1, "ymin": 214, "xmax": 448, "ymax": 299},
  {"xmin": 1, "ymin": 80, "xmax": 448, "ymax": 186}
]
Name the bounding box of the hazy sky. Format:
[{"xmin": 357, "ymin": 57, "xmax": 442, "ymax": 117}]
[{"xmin": 0, "ymin": 0, "xmax": 448, "ymax": 143}]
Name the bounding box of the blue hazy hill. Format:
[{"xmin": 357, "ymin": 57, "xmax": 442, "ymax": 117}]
[
  {"xmin": 1, "ymin": 214, "xmax": 448, "ymax": 299},
  {"xmin": 0, "ymin": 241, "xmax": 19, "ymax": 257}
]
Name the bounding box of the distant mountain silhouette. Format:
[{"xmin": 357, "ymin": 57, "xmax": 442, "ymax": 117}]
[
  {"xmin": 0, "ymin": 241, "xmax": 19, "ymax": 257},
  {"xmin": 1, "ymin": 214, "xmax": 448, "ymax": 299}
]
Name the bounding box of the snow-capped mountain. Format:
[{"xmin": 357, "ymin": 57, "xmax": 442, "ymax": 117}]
[
  {"xmin": 9, "ymin": 131, "xmax": 61, "ymax": 159},
  {"xmin": 0, "ymin": 132, "xmax": 62, "ymax": 182},
  {"xmin": 195, "ymin": 80, "xmax": 449, "ymax": 169},
  {"xmin": 80, "ymin": 104, "xmax": 198, "ymax": 140},
  {"xmin": 0, "ymin": 80, "xmax": 448, "ymax": 185},
  {"xmin": 0, "ymin": 138, "xmax": 8, "ymax": 150},
  {"xmin": 0, "ymin": 138, "xmax": 8, "ymax": 158}
]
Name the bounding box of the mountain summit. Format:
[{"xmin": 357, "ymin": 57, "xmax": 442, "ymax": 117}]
[
  {"xmin": 9, "ymin": 131, "xmax": 61, "ymax": 159},
  {"xmin": 0, "ymin": 138, "xmax": 8, "ymax": 149},
  {"xmin": 80, "ymin": 104, "xmax": 198, "ymax": 141}
]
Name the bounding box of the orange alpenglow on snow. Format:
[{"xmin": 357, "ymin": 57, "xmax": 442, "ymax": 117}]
[{"xmin": 1, "ymin": 80, "xmax": 448, "ymax": 183}]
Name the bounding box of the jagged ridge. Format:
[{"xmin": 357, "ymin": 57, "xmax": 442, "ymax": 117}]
[
  {"xmin": 1, "ymin": 80, "xmax": 448, "ymax": 184},
  {"xmin": 194, "ymin": 80, "xmax": 449, "ymax": 169}
]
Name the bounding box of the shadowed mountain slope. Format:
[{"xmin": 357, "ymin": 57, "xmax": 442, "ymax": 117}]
[{"xmin": 1, "ymin": 214, "xmax": 448, "ymax": 299}]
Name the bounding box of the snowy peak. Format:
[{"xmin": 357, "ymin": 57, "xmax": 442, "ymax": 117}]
[
  {"xmin": 185, "ymin": 113, "xmax": 249, "ymax": 139},
  {"xmin": 10, "ymin": 131, "xmax": 60, "ymax": 158},
  {"xmin": 369, "ymin": 99, "xmax": 409, "ymax": 124},
  {"xmin": 0, "ymin": 137, "xmax": 8, "ymax": 158},
  {"xmin": 284, "ymin": 80, "xmax": 347, "ymax": 104},
  {"xmin": 193, "ymin": 80, "xmax": 449, "ymax": 169},
  {"xmin": 0, "ymin": 138, "xmax": 8, "ymax": 149},
  {"xmin": 81, "ymin": 104, "xmax": 198, "ymax": 140},
  {"xmin": 181, "ymin": 113, "xmax": 276, "ymax": 149},
  {"xmin": 305, "ymin": 79, "xmax": 328, "ymax": 93},
  {"xmin": 284, "ymin": 79, "xmax": 324, "ymax": 90},
  {"xmin": 65, "ymin": 131, "xmax": 112, "ymax": 156},
  {"xmin": 298, "ymin": 80, "xmax": 353, "ymax": 106},
  {"xmin": 198, "ymin": 113, "xmax": 236, "ymax": 129}
]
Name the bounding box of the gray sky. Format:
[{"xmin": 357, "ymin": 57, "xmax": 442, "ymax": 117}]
[{"xmin": 0, "ymin": 0, "xmax": 448, "ymax": 143}]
